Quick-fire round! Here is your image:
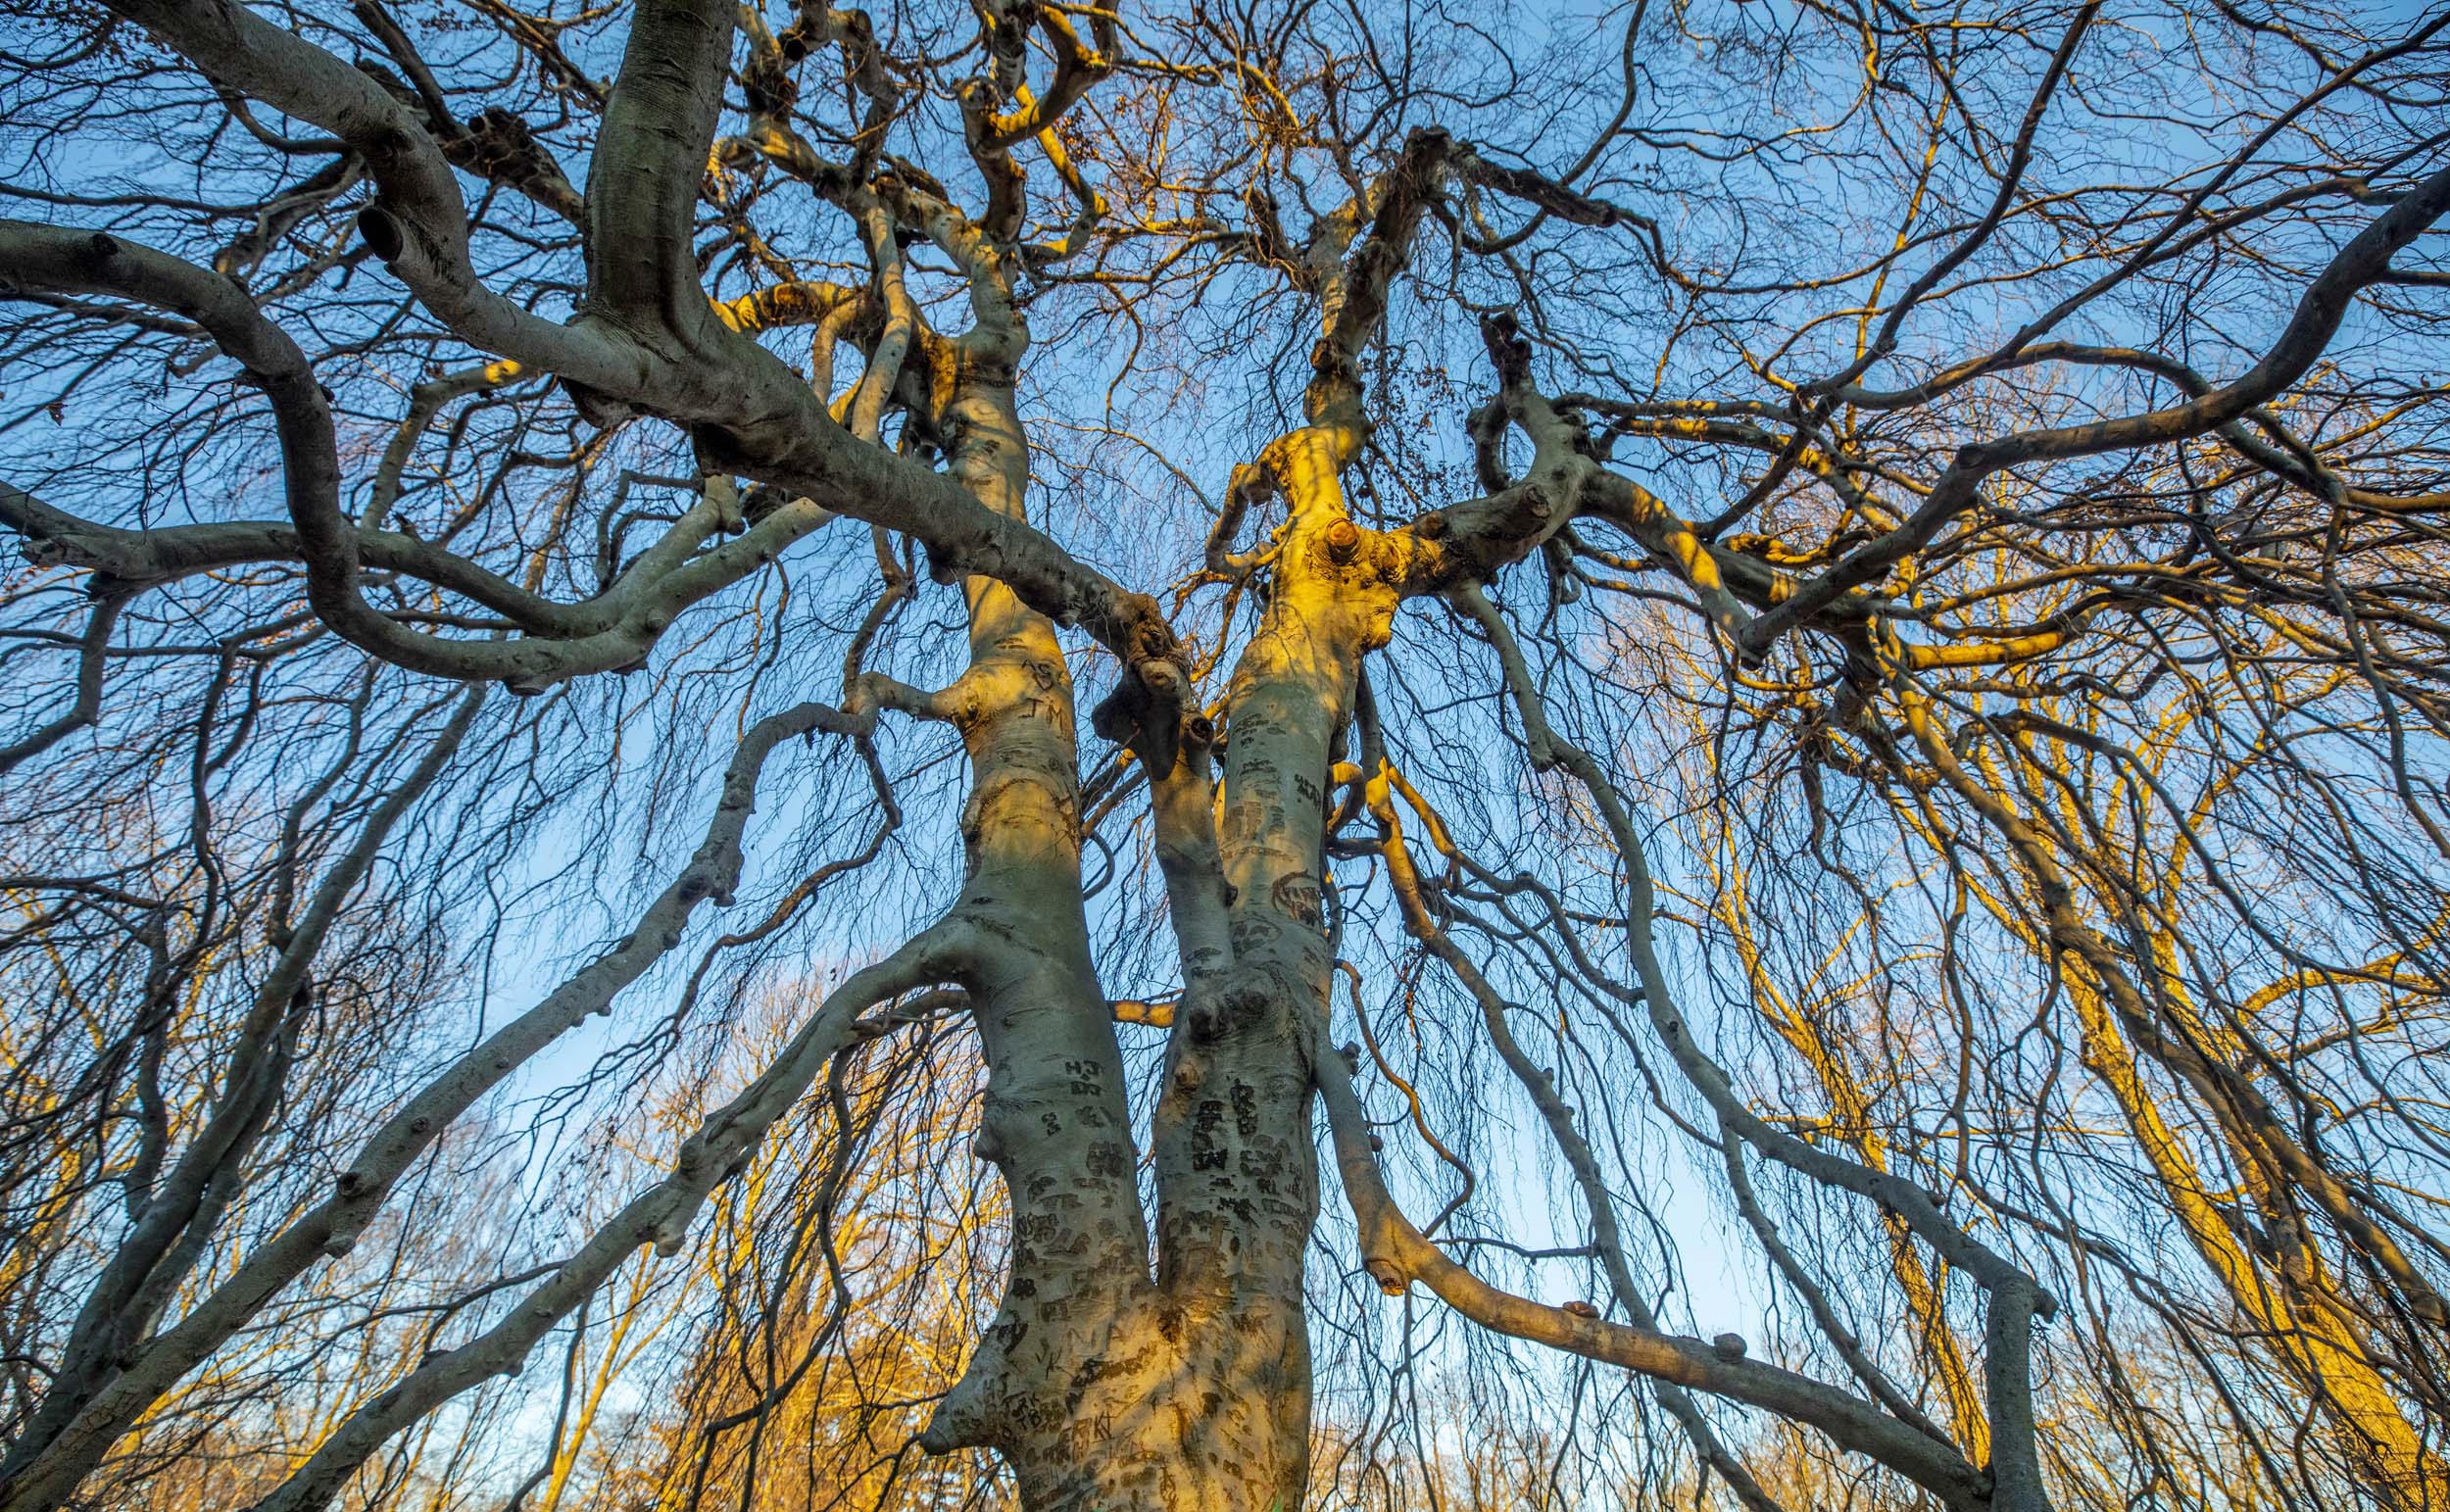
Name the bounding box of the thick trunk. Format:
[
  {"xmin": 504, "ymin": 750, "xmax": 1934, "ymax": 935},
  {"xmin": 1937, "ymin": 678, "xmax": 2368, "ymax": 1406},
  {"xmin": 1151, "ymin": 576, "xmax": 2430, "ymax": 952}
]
[
  {"xmin": 911, "ymin": 365, "xmax": 1324, "ymax": 1509},
  {"xmin": 1141, "ymin": 424, "xmax": 1397, "ymax": 1507},
  {"xmin": 914, "ymin": 404, "xmax": 1396, "ymax": 1507},
  {"xmin": 907, "ymin": 159, "xmax": 1426, "ymax": 1493}
]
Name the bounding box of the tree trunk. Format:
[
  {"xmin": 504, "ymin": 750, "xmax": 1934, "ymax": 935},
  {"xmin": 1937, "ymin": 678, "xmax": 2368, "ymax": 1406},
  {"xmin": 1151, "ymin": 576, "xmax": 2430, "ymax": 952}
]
[{"xmin": 914, "ymin": 397, "xmax": 1394, "ymax": 1507}]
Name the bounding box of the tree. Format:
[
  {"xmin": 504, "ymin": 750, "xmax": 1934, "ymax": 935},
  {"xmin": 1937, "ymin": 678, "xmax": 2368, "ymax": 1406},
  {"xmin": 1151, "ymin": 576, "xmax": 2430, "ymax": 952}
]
[{"xmin": 1, "ymin": 0, "xmax": 2446, "ymax": 1508}]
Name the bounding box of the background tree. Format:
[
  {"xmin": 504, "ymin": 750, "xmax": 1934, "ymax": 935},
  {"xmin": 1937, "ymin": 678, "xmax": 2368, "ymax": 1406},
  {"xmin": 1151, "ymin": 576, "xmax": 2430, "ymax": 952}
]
[{"xmin": 1, "ymin": 0, "xmax": 2447, "ymax": 1508}]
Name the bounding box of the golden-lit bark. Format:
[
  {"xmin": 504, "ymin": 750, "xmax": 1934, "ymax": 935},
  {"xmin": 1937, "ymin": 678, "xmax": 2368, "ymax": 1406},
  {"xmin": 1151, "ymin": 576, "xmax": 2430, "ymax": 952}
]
[
  {"xmin": 1879, "ymin": 655, "xmax": 2447, "ymax": 1507},
  {"xmin": 4, "ymin": 4, "xmax": 2448, "ymax": 1510}
]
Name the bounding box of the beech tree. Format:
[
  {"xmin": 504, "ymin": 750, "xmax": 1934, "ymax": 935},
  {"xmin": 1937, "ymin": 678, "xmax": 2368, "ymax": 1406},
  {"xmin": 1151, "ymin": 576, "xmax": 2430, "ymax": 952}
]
[{"xmin": 2, "ymin": 0, "xmax": 2447, "ymax": 1508}]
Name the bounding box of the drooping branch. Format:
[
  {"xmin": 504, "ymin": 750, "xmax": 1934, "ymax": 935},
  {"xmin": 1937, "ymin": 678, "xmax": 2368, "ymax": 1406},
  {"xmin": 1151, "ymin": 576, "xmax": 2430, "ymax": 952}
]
[
  {"xmin": 1740, "ymin": 161, "xmax": 2450, "ymax": 659},
  {"xmin": 1313, "ymin": 1016, "xmax": 1990, "ymax": 1509},
  {"xmin": 0, "ymin": 694, "xmax": 889, "ymax": 1512}
]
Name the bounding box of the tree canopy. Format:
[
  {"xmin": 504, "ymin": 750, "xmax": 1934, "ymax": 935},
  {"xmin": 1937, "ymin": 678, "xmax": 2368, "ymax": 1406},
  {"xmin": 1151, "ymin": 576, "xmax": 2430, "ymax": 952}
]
[{"xmin": 2, "ymin": 0, "xmax": 2447, "ymax": 1508}]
